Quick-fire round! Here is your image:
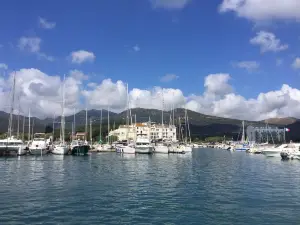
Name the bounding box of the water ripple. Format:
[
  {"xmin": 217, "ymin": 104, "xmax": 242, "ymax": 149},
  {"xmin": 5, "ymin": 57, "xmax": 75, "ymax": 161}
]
[{"xmin": 0, "ymin": 149, "xmax": 300, "ymax": 224}]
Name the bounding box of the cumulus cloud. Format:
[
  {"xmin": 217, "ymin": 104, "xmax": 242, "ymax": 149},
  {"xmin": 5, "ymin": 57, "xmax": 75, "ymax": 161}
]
[
  {"xmin": 186, "ymin": 73, "xmax": 300, "ymax": 120},
  {"xmin": 276, "ymin": 59, "xmax": 283, "ymax": 66},
  {"xmin": 0, "ymin": 69, "xmax": 86, "ymax": 118},
  {"xmin": 150, "ymin": 0, "xmax": 191, "ymax": 9},
  {"xmin": 233, "ymin": 61, "xmax": 260, "ymax": 71},
  {"xmin": 0, "ymin": 63, "xmax": 8, "ymax": 70},
  {"xmin": 160, "ymin": 74, "xmax": 179, "ymax": 82},
  {"xmin": 38, "ymin": 17, "xmax": 56, "ymax": 29},
  {"xmin": 250, "ymin": 31, "xmax": 288, "ymax": 53},
  {"xmin": 219, "ymin": 0, "xmax": 300, "ymax": 22},
  {"xmin": 292, "ymin": 58, "xmax": 300, "ymax": 69},
  {"xmin": 70, "ymin": 50, "xmax": 95, "ymax": 64},
  {"xmin": 18, "ymin": 37, "xmax": 54, "ymax": 61},
  {"xmin": 2, "ymin": 68, "xmax": 300, "ymax": 121}
]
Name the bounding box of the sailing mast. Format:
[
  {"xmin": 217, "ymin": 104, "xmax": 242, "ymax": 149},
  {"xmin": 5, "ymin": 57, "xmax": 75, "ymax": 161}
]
[
  {"xmin": 22, "ymin": 115, "xmax": 25, "ymax": 141},
  {"xmin": 161, "ymin": 89, "xmax": 164, "ymax": 140},
  {"xmin": 100, "ymin": 109, "xmax": 102, "ymax": 142},
  {"xmin": 85, "ymin": 107, "xmax": 88, "ymax": 142},
  {"xmin": 107, "ymin": 106, "xmax": 110, "ymax": 144},
  {"xmin": 184, "ymin": 108, "xmax": 188, "ymax": 144},
  {"xmin": 125, "ymin": 83, "xmax": 129, "ymax": 142},
  {"xmin": 241, "ymin": 121, "xmax": 245, "ymax": 143},
  {"xmin": 61, "ymin": 75, "xmax": 66, "ymax": 145},
  {"xmin": 8, "ymin": 72, "xmax": 16, "ymax": 138},
  {"xmin": 28, "ymin": 109, "xmax": 31, "ymax": 141},
  {"xmin": 17, "ymin": 97, "xmax": 20, "ymax": 139},
  {"xmin": 73, "ymin": 108, "xmax": 76, "ymax": 140},
  {"xmin": 187, "ymin": 112, "xmax": 191, "ymax": 144}
]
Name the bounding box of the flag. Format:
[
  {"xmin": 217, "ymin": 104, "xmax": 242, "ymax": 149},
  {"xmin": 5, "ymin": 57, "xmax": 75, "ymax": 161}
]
[{"xmin": 285, "ymin": 128, "xmax": 290, "ymax": 132}]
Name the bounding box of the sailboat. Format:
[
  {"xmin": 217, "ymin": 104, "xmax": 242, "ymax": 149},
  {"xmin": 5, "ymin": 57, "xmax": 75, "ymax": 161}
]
[
  {"xmin": 234, "ymin": 121, "xmax": 250, "ymax": 151},
  {"xmin": 0, "ymin": 72, "xmax": 26, "ymax": 156},
  {"xmin": 153, "ymin": 98, "xmax": 168, "ymax": 154},
  {"xmin": 184, "ymin": 108, "xmax": 193, "ymax": 152},
  {"xmin": 116, "ymin": 83, "xmax": 135, "ymax": 154},
  {"xmin": 52, "ymin": 75, "xmax": 69, "ymax": 155}
]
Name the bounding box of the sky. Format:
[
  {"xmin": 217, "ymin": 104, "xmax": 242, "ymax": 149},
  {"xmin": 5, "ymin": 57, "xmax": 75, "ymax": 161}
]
[{"xmin": 1, "ymin": 0, "xmax": 300, "ymax": 120}]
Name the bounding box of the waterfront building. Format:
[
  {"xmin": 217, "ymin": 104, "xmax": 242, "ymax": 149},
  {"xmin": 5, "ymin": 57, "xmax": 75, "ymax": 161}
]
[
  {"xmin": 109, "ymin": 122, "xmax": 177, "ymax": 142},
  {"xmin": 246, "ymin": 125, "xmax": 285, "ymax": 144}
]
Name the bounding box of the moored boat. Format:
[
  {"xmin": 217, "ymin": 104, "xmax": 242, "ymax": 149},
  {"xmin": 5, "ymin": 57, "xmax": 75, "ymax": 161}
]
[{"xmin": 71, "ymin": 140, "xmax": 90, "ymax": 156}]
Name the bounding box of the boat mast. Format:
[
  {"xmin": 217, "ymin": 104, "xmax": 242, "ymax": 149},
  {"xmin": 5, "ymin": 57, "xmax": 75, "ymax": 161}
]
[
  {"xmin": 187, "ymin": 111, "xmax": 191, "ymax": 144},
  {"xmin": 100, "ymin": 109, "xmax": 102, "ymax": 142},
  {"xmin": 241, "ymin": 121, "xmax": 245, "ymax": 143},
  {"xmin": 125, "ymin": 83, "xmax": 129, "ymax": 142},
  {"xmin": 73, "ymin": 108, "xmax": 76, "ymax": 140},
  {"xmin": 85, "ymin": 107, "xmax": 88, "ymax": 142},
  {"xmin": 17, "ymin": 96, "xmax": 20, "ymax": 139},
  {"xmin": 90, "ymin": 118, "xmax": 92, "ymax": 143},
  {"xmin": 8, "ymin": 72, "xmax": 16, "ymax": 138},
  {"xmin": 185, "ymin": 108, "xmax": 188, "ymax": 144},
  {"xmin": 161, "ymin": 89, "xmax": 164, "ymax": 140},
  {"xmin": 28, "ymin": 108, "xmax": 31, "ymax": 141},
  {"xmin": 107, "ymin": 106, "xmax": 110, "ymax": 144},
  {"xmin": 61, "ymin": 75, "xmax": 66, "ymax": 145},
  {"xmin": 22, "ymin": 115, "xmax": 25, "ymax": 141}
]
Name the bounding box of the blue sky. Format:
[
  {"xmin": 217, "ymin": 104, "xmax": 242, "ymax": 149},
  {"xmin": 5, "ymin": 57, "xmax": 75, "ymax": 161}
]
[{"xmin": 0, "ymin": 0, "xmax": 300, "ymax": 120}]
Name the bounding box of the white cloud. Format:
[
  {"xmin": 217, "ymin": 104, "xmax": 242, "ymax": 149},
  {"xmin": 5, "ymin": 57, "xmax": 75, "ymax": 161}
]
[
  {"xmin": 233, "ymin": 61, "xmax": 260, "ymax": 71},
  {"xmin": 133, "ymin": 45, "xmax": 140, "ymax": 52},
  {"xmin": 18, "ymin": 37, "xmax": 54, "ymax": 61},
  {"xmin": 18, "ymin": 37, "xmax": 41, "ymax": 53},
  {"xmin": 250, "ymin": 31, "xmax": 288, "ymax": 53},
  {"xmin": 219, "ymin": 0, "xmax": 300, "ymax": 22},
  {"xmin": 38, "ymin": 17, "xmax": 56, "ymax": 29},
  {"xmin": 2, "ymin": 68, "xmax": 300, "ymax": 121},
  {"xmin": 0, "ymin": 69, "xmax": 86, "ymax": 118},
  {"xmin": 186, "ymin": 73, "xmax": 300, "ymax": 120},
  {"xmin": 160, "ymin": 74, "xmax": 179, "ymax": 82},
  {"xmin": 150, "ymin": 0, "xmax": 191, "ymax": 9},
  {"xmin": 292, "ymin": 58, "xmax": 300, "ymax": 69},
  {"xmin": 0, "ymin": 63, "xmax": 8, "ymax": 70},
  {"xmin": 70, "ymin": 50, "xmax": 96, "ymax": 64}
]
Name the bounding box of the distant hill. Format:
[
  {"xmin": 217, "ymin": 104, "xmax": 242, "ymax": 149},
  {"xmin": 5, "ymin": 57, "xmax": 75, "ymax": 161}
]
[
  {"xmin": 0, "ymin": 108, "xmax": 297, "ymax": 140},
  {"xmin": 263, "ymin": 117, "xmax": 297, "ymax": 126}
]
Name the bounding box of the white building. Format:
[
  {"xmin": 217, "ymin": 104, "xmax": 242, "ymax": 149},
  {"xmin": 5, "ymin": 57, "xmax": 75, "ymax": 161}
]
[{"xmin": 109, "ymin": 122, "xmax": 177, "ymax": 142}]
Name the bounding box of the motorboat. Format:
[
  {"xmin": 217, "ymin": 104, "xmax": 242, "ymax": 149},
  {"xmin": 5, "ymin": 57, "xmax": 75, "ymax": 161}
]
[
  {"xmin": 70, "ymin": 140, "xmax": 90, "ymax": 156},
  {"xmin": 135, "ymin": 134, "xmax": 153, "ymax": 154},
  {"xmin": 29, "ymin": 133, "xmax": 49, "ymax": 155}
]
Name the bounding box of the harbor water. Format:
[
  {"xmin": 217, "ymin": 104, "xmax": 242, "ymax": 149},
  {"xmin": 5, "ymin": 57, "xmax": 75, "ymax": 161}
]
[{"xmin": 1, "ymin": 148, "xmax": 300, "ymax": 224}]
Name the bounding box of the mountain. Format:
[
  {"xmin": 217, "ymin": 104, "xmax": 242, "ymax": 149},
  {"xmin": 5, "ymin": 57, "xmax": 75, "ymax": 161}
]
[
  {"xmin": 0, "ymin": 108, "xmax": 296, "ymax": 140},
  {"xmin": 263, "ymin": 117, "xmax": 297, "ymax": 126}
]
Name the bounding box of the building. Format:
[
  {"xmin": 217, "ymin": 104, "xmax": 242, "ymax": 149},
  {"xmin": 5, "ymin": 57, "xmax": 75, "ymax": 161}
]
[
  {"xmin": 109, "ymin": 122, "xmax": 177, "ymax": 142},
  {"xmin": 246, "ymin": 126, "xmax": 285, "ymax": 144}
]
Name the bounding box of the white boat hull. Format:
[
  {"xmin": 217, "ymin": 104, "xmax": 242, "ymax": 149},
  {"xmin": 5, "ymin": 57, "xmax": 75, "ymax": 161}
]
[
  {"xmin": 154, "ymin": 146, "xmax": 169, "ymax": 154},
  {"xmin": 116, "ymin": 146, "xmax": 136, "ymax": 154},
  {"xmin": 262, "ymin": 150, "xmax": 282, "ymax": 157},
  {"xmin": 52, "ymin": 146, "xmax": 69, "ymax": 155},
  {"xmin": 185, "ymin": 146, "xmax": 192, "ymax": 152},
  {"xmin": 29, "ymin": 148, "xmax": 48, "ymax": 155},
  {"xmin": 135, "ymin": 146, "xmax": 153, "ymax": 154},
  {"xmin": 168, "ymin": 145, "xmax": 185, "ymax": 154}
]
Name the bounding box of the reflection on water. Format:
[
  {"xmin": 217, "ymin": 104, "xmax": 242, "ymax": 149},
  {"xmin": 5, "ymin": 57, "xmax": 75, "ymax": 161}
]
[{"xmin": 1, "ymin": 149, "xmax": 300, "ymax": 224}]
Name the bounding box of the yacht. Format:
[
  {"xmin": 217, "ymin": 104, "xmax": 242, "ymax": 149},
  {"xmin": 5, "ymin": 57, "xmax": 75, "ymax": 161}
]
[
  {"xmin": 280, "ymin": 143, "xmax": 300, "ymax": 160},
  {"xmin": 262, "ymin": 144, "xmax": 290, "ymax": 157},
  {"xmin": 52, "ymin": 143, "xmax": 69, "ymax": 155},
  {"xmin": 0, "ymin": 137, "xmax": 26, "ymax": 156},
  {"xmin": 168, "ymin": 142, "xmax": 185, "ymax": 154},
  {"xmin": 29, "ymin": 133, "xmax": 49, "ymax": 155},
  {"xmin": 135, "ymin": 134, "xmax": 153, "ymax": 154},
  {"xmin": 70, "ymin": 140, "xmax": 90, "ymax": 156},
  {"xmin": 153, "ymin": 140, "xmax": 169, "ymax": 154},
  {"xmin": 116, "ymin": 141, "xmax": 136, "ymax": 154}
]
